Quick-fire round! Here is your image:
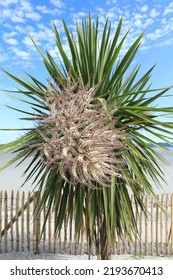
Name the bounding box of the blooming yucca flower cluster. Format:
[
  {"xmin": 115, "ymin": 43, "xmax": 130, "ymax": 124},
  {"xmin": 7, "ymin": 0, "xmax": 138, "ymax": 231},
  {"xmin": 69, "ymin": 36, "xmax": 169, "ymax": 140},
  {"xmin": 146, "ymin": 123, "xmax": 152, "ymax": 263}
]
[{"xmin": 34, "ymin": 78, "xmax": 127, "ymax": 189}]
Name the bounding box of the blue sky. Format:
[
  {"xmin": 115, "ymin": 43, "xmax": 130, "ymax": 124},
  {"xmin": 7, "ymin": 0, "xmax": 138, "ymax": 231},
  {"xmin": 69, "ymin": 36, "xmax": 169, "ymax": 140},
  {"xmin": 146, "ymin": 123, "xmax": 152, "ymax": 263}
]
[{"xmin": 0, "ymin": 0, "xmax": 173, "ymax": 143}]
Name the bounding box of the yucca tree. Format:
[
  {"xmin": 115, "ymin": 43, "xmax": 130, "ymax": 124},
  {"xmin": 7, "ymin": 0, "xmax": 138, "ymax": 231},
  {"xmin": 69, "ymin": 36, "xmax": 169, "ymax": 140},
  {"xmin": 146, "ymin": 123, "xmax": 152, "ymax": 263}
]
[{"xmin": 1, "ymin": 15, "xmax": 173, "ymax": 259}]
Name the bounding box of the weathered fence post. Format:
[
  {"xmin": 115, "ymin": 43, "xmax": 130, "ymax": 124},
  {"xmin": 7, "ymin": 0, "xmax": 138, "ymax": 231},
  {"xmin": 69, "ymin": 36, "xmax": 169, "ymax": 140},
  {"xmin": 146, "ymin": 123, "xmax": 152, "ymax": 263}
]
[
  {"xmin": 166, "ymin": 194, "xmax": 169, "ymax": 255},
  {"xmin": 151, "ymin": 196, "xmax": 153, "ymax": 256},
  {"xmin": 160, "ymin": 194, "xmax": 164, "ymax": 255},
  {"xmin": 145, "ymin": 195, "xmax": 148, "ymax": 256},
  {"xmin": 11, "ymin": 190, "xmax": 14, "ymax": 251},
  {"xmin": 156, "ymin": 195, "xmax": 159, "ymax": 256},
  {"xmin": 4, "ymin": 191, "xmax": 8, "ymax": 252},
  {"xmin": 21, "ymin": 191, "xmax": 25, "ymax": 251},
  {"xmin": 34, "ymin": 191, "xmax": 40, "ymax": 254},
  {"xmin": 16, "ymin": 191, "xmax": 19, "ymax": 252},
  {"xmin": 27, "ymin": 191, "xmax": 30, "ymax": 251}
]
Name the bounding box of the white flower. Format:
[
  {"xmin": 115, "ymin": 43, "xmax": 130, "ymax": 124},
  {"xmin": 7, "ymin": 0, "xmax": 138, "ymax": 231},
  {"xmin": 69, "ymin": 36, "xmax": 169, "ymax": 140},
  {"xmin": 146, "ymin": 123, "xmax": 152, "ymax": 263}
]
[{"xmin": 34, "ymin": 77, "xmax": 128, "ymax": 189}]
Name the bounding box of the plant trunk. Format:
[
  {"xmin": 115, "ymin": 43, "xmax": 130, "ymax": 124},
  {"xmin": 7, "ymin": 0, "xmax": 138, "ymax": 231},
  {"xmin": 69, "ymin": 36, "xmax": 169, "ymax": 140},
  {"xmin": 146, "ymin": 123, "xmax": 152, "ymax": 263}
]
[{"xmin": 100, "ymin": 217, "xmax": 112, "ymax": 260}]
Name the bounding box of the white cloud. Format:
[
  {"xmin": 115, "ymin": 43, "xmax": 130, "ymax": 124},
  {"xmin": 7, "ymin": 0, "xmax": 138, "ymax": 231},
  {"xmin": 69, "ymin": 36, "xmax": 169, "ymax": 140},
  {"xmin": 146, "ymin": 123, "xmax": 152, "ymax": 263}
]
[
  {"xmin": 71, "ymin": 11, "xmax": 89, "ymax": 22},
  {"xmin": 36, "ymin": 5, "xmax": 50, "ymax": 14},
  {"xmin": 106, "ymin": 10, "xmax": 117, "ymax": 20},
  {"xmin": 146, "ymin": 28, "xmax": 163, "ymax": 40},
  {"xmin": 156, "ymin": 37, "xmax": 173, "ymax": 47},
  {"xmin": 52, "ymin": 19, "xmax": 64, "ymax": 32},
  {"xmin": 50, "ymin": 0, "xmax": 65, "ymax": 8},
  {"xmin": 134, "ymin": 13, "xmax": 143, "ymax": 20},
  {"xmin": 0, "ymin": 0, "xmax": 41, "ymax": 23},
  {"xmin": 11, "ymin": 15, "xmax": 25, "ymax": 23},
  {"xmin": 106, "ymin": 0, "xmax": 117, "ymax": 5},
  {"xmin": 96, "ymin": 7, "xmax": 105, "ymax": 15},
  {"xmin": 163, "ymin": 2, "xmax": 173, "ymax": 16},
  {"xmin": 15, "ymin": 24, "xmax": 33, "ymax": 34},
  {"xmin": 143, "ymin": 18, "xmax": 154, "ymax": 28},
  {"xmin": 0, "ymin": 0, "xmax": 19, "ymax": 6},
  {"xmin": 134, "ymin": 19, "xmax": 143, "ymax": 28},
  {"xmin": 22, "ymin": 36, "xmax": 37, "ymax": 49},
  {"xmin": 1, "ymin": 8, "xmax": 15, "ymax": 18},
  {"xmin": 25, "ymin": 11, "xmax": 41, "ymax": 21},
  {"xmin": 20, "ymin": 0, "xmax": 41, "ymax": 20},
  {"xmin": 5, "ymin": 38, "xmax": 18, "ymax": 46},
  {"xmin": 48, "ymin": 39, "xmax": 71, "ymax": 62},
  {"xmin": 145, "ymin": 14, "xmax": 173, "ymax": 43},
  {"xmin": 22, "ymin": 23, "xmax": 55, "ymax": 51},
  {"xmin": 3, "ymin": 31, "xmax": 18, "ymax": 45},
  {"xmin": 0, "ymin": 0, "xmax": 173, "ymax": 68},
  {"xmin": 36, "ymin": 5, "xmax": 62, "ymax": 16},
  {"xmin": 48, "ymin": 47, "xmax": 59, "ymax": 59},
  {"xmin": 19, "ymin": 0, "xmax": 32, "ymax": 10},
  {"xmin": 141, "ymin": 5, "xmax": 149, "ymax": 12},
  {"xmin": 10, "ymin": 47, "xmax": 30, "ymax": 60},
  {"xmin": 3, "ymin": 31, "xmax": 17, "ymax": 39},
  {"xmin": 150, "ymin": 8, "xmax": 160, "ymax": 18}
]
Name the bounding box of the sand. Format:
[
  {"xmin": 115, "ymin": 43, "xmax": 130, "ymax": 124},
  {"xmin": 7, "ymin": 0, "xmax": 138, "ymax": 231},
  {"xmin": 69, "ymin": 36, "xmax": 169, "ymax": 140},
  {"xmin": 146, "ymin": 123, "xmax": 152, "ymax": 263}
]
[{"xmin": 0, "ymin": 251, "xmax": 173, "ymax": 260}]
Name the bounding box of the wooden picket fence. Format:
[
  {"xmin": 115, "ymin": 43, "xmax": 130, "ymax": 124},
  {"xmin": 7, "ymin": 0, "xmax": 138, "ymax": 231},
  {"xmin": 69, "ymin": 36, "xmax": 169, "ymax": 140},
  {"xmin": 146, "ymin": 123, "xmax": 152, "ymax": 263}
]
[{"xmin": 0, "ymin": 190, "xmax": 173, "ymax": 256}]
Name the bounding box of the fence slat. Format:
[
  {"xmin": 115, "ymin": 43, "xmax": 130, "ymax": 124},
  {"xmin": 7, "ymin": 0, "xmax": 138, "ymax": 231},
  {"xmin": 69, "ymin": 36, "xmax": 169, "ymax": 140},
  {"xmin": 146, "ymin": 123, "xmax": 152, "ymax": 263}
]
[
  {"xmin": 139, "ymin": 196, "xmax": 143, "ymax": 255},
  {"xmin": 134, "ymin": 202, "xmax": 138, "ymax": 255},
  {"xmin": 21, "ymin": 191, "xmax": 25, "ymax": 251},
  {"xmin": 27, "ymin": 192, "xmax": 30, "ymax": 251},
  {"xmin": 151, "ymin": 196, "xmax": 154, "ymax": 256},
  {"xmin": 33, "ymin": 192, "xmax": 36, "ymax": 252},
  {"xmin": 4, "ymin": 191, "xmax": 8, "ymax": 252},
  {"xmin": 145, "ymin": 195, "xmax": 148, "ymax": 256},
  {"xmin": 10, "ymin": 191, "xmax": 14, "ymax": 251},
  {"xmin": 35, "ymin": 192, "xmax": 40, "ymax": 254},
  {"xmin": 16, "ymin": 191, "xmax": 19, "ymax": 252},
  {"xmin": 160, "ymin": 194, "xmax": 164, "ymax": 255},
  {"xmin": 156, "ymin": 195, "xmax": 159, "ymax": 256},
  {"xmin": 166, "ymin": 194, "xmax": 169, "ymax": 255}
]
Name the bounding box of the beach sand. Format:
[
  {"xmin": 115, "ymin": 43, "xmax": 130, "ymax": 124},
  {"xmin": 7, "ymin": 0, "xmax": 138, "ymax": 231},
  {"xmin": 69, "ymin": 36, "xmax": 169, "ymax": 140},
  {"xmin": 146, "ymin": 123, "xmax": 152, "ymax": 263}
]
[{"xmin": 0, "ymin": 251, "xmax": 173, "ymax": 260}]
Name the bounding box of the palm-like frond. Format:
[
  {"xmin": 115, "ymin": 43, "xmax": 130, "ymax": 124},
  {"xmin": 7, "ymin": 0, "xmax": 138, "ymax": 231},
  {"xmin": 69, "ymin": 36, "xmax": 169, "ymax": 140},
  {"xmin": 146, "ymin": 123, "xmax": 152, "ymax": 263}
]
[{"xmin": 1, "ymin": 15, "xmax": 173, "ymax": 259}]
